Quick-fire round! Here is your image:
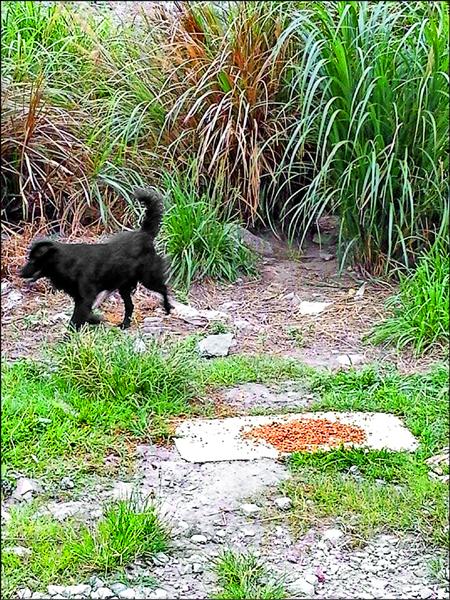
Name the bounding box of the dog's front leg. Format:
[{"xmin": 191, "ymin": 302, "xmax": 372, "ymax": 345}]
[{"xmin": 69, "ymin": 299, "xmax": 94, "ymax": 331}]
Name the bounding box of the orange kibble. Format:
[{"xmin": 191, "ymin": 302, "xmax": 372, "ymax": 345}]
[{"xmin": 242, "ymin": 418, "xmax": 366, "ymax": 453}]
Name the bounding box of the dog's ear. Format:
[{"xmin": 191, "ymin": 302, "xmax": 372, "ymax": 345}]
[{"xmin": 31, "ymin": 241, "xmax": 57, "ymax": 260}]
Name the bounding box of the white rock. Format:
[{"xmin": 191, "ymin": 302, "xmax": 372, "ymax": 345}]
[
  {"xmin": 216, "ymin": 529, "xmax": 226, "ymax": 538},
  {"xmin": 12, "ymin": 478, "xmax": 42, "ymax": 501},
  {"xmin": 322, "ymin": 528, "xmax": 344, "ymax": 544},
  {"xmin": 299, "ymin": 301, "xmax": 331, "ymax": 315},
  {"xmin": 65, "ymin": 585, "xmax": 91, "ymax": 597},
  {"xmin": 192, "ymin": 563, "xmax": 203, "ymax": 573},
  {"xmin": 241, "ymin": 503, "xmax": 261, "ymax": 515},
  {"xmin": 60, "ymin": 477, "xmax": 74, "ymax": 490},
  {"xmin": 190, "ymin": 534, "xmax": 207, "ymax": 544},
  {"xmin": 290, "ymin": 577, "xmax": 315, "ymax": 596},
  {"xmin": 336, "ymin": 353, "xmax": 366, "ymax": 367},
  {"xmin": 89, "ymin": 577, "xmax": 105, "ymax": 591},
  {"xmin": 118, "ymin": 589, "xmax": 137, "ymax": 599},
  {"xmin": 148, "ymin": 590, "xmax": 170, "ymax": 600},
  {"xmin": 241, "ymin": 527, "xmax": 256, "ymax": 537},
  {"xmin": 419, "ymin": 589, "xmax": 434, "ymax": 599},
  {"xmin": 110, "ymin": 583, "xmax": 128, "ymax": 594},
  {"xmin": 1, "ymin": 280, "xmax": 10, "ymax": 294},
  {"xmin": 274, "ymin": 497, "xmax": 292, "ymax": 511},
  {"xmin": 96, "ymin": 589, "xmax": 114, "ymax": 599},
  {"xmin": 234, "ymin": 318, "xmax": 253, "ymax": 331},
  {"xmin": 198, "ymin": 333, "xmax": 234, "ymax": 358},
  {"xmin": 31, "ymin": 594, "xmax": 46, "ymax": 600},
  {"xmin": 3, "ymin": 545, "xmax": 32, "ymax": 557},
  {"xmin": 17, "ymin": 589, "xmax": 32, "ymax": 599}
]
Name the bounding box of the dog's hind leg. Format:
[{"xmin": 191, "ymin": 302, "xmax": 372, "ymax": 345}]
[
  {"xmin": 141, "ymin": 273, "xmax": 172, "ymax": 315},
  {"xmin": 118, "ymin": 287, "xmax": 134, "ymax": 329}
]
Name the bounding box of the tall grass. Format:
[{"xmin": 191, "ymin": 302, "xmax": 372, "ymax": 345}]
[
  {"xmin": 161, "ymin": 165, "xmax": 257, "ymax": 290},
  {"xmin": 1, "ymin": 1, "xmax": 448, "ymax": 276},
  {"xmin": 276, "ymin": 1, "xmax": 449, "ymax": 273},
  {"xmin": 370, "ymin": 238, "xmax": 449, "ymax": 354}
]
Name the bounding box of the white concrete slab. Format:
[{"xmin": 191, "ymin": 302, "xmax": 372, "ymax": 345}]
[{"xmin": 174, "ymin": 412, "xmax": 419, "ymax": 463}]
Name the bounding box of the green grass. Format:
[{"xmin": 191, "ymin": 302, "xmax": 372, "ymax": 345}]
[
  {"xmin": 1, "ymin": 330, "xmax": 314, "ymax": 481},
  {"xmin": 369, "ymin": 239, "xmax": 450, "ymax": 354},
  {"xmin": 161, "ymin": 166, "xmax": 257, "ymax": 291},
  {"xmin": 285, "ymin": 364, "xmax": 449, "ymax": 546},
  {"xmin": 3, "ymin": 1, "xmax": 448, "ymax": 277},
  {"xmin": 214, "ymin": 550, "xmax": 287, "ymax": 600},
  {"xmin": 1, "ymin": 496, "xmax": 168, "ymax": 596}
]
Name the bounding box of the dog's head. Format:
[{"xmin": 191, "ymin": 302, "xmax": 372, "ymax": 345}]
[{"xmin": 21, "ymin": 240, "xmax": 57, "ymax": 282}]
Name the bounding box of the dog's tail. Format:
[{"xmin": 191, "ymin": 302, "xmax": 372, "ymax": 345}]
[{"xmin": 134, "ymin": 188, "xmax": 164, "ymax": 237}]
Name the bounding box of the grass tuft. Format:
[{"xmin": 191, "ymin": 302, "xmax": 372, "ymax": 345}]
[
  {"xmin": 369, "ymin": 239, "xmax": 449, "ymax": 354},
  {"xmin": 214, "ymin": 550, "xmax": 287, "ymax": 600},
  {"xmin": 1, "ymin": 496, "xmax": 168, "ymax": 597}
]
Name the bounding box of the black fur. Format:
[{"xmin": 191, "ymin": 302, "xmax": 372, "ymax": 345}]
[{"xmin": 20, "ymin": 188, "xmax": 172, "ymax": 330}]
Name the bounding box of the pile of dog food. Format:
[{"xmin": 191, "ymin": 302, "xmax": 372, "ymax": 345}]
[{"xmin": 242, "ymin": 417, "xmax": 366, "ymax": 453}]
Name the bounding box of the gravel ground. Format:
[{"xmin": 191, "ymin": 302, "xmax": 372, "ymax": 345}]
[{"xmin": 9, "ymin": 443, "xmax": 449, "ymax": 600}]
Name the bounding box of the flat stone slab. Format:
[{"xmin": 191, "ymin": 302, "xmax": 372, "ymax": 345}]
[{"xmin": 174, "ymin": 412, "xmax": 419, "ymax": 463}]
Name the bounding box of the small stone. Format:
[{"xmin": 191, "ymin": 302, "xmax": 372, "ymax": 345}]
[
  {"xmin": 12, "ymin": 477, "xmax": 42, "ymax": 501},
  {"xmin": 192, "ymin": 563, "xmax": 204, "ymax": 573},
  {"xmin": 3, "ymin": 545, "xmax": 32, "ymax": 557},
  {"xmin": 89, "ymin": 577, "xmax": 105, "ymax": 591},
  {"xmin": 216, "ymin": 529, "xmax": 226, "ymax": 538},
  {"xmin": 190, "ymin": 534, "xmax": 207, "ymax": 544},
  {"xmin": 17, "ymin": 590, "xmax": 32, "ymax": 600},
  {"xmin": 336, "ymin": 353, "xmax": 365, "ymax": 367},
  {"xmin": 118, "ymin": 589, "xmax": 137, "ymax": 599},
  {"xmin": 152, "ymin": 552, "xmax": 170, "ymax": 566},
  {"xmin": 298, "ymin": 301, "xmax": 331, "ymax": 316},
  {"xmin": 198, "ymin": 333, "xmax": 234, "ymax": 358},
  {"xmin": 65, "ymin": 584, "xmax": 91, "ymax": 597},
  {"xmin": 60, "ymin": 477, "xmax": 75, "ymax": 490},
  {"xmin": 303, "ymin": 571, "xmax": 319, "ymax": 586},
  {"xmin": 31, "ymin": 594, "xmax": 45, "ymax": 600},
  {"xmin": 322, "ymin": 528, "xmax": 344, "ymax": 544},
  {"xmin": 419, "ymin": 589, "xmax": 434, "ymax": 599},
  {"xmin": 290, "ymin": 577, "xmax": 315, "ymax": 596},
  {"xmin": 241, "ymin": 527, "xmax": 256, "ymax": 537},
  {"xmin": 274, "ymin": 497, "xmax": 292, "ymax": 511},
  {"xmin": 148, "ymin": 590, "xmax": 170, "ymax": 600},
  {"xmin": 110, "ymin": 583, "xmax": 128, "ymax": 594},
  {"xmin": 96, "ymin": 589, "xmax": 114, "ymax": 599},
  {"xmin": 240, "ymin": 503, "xmax": 261, "ymax": 515}
]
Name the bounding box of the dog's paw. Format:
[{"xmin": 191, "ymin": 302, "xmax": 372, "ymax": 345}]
[{"xmin": 119, "ymin": 321, "xmax": 131, "ymax": 330}]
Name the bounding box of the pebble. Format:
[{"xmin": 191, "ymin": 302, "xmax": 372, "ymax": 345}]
[
  {"xmin": 322, "ymin": 528, "xmax": 344, "ymax": 544},
  {"xmin": 96, "ymin": 589, "xmax": 114, "ymax": 599},
  {"xmin": 190, "ymin": 534, "xmax": 207, "ymax": 544},
  {"xmin": 240, "ymin": 503, "xmax": 261, "ymax": 515},
  {"xmin": 12, "ymin": 477, "xmax": 42, "ymax": 502},
  {"xmin": 3, "ymin": 545, "xmax": 32, "ymax": 557},
  {"xmin": 65, "ymin": 584, "xmax": 91, "ymax": 596},
  {"xmin": 273, "ymin": 496, "xmax": 292, "ymax": 511},
  {"xmin": 17, "ymin": 590, "xmax": 32, "ymax": 600},
  {"xmin": 118, "ymin": 590, "xmax": 137, "ymax": 599},
  {"xmin": 89, "ymin": 577, "xmax": 105, "ymax": 590},
  {"xmin": 60, "ymin": 477, "xmax": 75, "ymax": 490},
  {"xmin": 290, "ymin": 577, "xmax": 315, "ymax": 596},
  {"xmin": 110, "ymin": 583, "xmax": 128, "ymax": 594},
  {"xmin": 148, "ymin": 590, "xmax": 170, "ymax": 600},
  {"xmin": 47, "ymin": 585, "xmax": 66, "ymax": 596}
]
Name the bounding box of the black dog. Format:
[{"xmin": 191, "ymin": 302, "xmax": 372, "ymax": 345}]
[{"xmin": 21, "ymin": 188, "xmax": 171, "ymax": 330}]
